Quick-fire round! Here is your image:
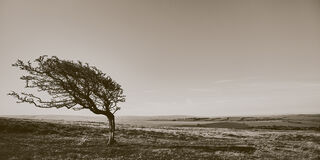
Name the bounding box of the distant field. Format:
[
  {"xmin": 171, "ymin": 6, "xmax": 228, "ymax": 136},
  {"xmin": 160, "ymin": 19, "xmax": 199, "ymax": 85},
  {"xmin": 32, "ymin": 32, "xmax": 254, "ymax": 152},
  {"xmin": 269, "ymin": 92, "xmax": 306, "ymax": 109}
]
[
  {"xmin": 0, "ymin": 115, "xmax": 319, "ymax": 159},
  {"xmin": 4, "ymin": 114, "xmax": 320, "ymax": 129},
  {"xmin": 172, "ymin": 114, "xmax": 320, "ymax": 130}
]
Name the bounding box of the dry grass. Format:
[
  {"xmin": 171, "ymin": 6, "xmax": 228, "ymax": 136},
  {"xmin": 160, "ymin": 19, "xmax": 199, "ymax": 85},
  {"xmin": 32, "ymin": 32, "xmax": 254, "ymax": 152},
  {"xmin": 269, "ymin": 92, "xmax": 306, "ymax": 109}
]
[{"xmin": 0, "ymin": 117, "xmax": 319, "ymax": 160}]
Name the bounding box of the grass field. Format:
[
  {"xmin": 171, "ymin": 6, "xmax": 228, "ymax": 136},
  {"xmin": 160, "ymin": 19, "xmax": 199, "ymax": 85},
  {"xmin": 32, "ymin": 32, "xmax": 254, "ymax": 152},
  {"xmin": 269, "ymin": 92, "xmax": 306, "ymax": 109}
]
[{"xmin": 0, "ymin": 115, "xmax": 319, "ymax": 160}]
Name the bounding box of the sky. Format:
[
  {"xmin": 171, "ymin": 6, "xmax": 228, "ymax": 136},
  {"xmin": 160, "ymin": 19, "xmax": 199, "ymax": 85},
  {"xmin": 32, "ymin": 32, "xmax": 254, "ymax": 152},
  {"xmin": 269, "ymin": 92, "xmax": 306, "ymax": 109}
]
[{"xmin": 0, "ymin": 0, "xmax": 320, "ymax": 116}]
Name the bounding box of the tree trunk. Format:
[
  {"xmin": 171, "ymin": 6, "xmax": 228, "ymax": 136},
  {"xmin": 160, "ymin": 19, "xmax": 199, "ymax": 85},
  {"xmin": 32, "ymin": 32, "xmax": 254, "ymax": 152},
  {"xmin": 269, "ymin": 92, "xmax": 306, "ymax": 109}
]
[{"xmin": 107, "ymin": 114, "xmax": 116, "ymax": 145}]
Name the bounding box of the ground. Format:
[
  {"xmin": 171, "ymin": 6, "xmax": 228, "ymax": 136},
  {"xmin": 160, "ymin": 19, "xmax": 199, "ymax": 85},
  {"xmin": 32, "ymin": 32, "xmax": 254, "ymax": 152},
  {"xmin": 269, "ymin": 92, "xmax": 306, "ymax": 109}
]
[{"xmin": 0, "ymin": 115, "xmax": 319, "ymax": 160}]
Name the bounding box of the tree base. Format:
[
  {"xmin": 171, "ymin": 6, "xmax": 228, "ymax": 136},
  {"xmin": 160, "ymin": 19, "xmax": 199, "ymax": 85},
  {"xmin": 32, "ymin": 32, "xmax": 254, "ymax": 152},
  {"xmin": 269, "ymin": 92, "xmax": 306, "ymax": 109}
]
[{"xmin": 107, "ymin": 139, "xmax": 116, "ymax": 145}]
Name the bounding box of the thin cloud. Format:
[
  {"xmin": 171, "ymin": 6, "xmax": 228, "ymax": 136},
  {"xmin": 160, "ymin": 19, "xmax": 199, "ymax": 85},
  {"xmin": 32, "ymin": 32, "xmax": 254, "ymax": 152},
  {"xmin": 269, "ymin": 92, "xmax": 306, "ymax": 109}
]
[{"xmin": 213, "ymin": 80, "xmax": 234, "ymax": 84}]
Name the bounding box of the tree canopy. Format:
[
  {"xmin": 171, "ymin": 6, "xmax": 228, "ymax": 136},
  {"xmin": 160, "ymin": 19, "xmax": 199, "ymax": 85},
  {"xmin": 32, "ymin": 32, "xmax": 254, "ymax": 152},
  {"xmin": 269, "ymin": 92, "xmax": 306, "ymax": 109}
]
[{"xmin": 9, "ymin": 55, "xmax": 125, "ymax": 144}]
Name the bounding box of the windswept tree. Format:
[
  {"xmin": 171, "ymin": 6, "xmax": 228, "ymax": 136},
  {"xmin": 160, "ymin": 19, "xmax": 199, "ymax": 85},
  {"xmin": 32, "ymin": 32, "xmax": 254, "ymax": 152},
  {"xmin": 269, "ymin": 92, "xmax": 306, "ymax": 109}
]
[{"xmin": 8, "ymin": 55, "xmax": 125, "ymax": 145}]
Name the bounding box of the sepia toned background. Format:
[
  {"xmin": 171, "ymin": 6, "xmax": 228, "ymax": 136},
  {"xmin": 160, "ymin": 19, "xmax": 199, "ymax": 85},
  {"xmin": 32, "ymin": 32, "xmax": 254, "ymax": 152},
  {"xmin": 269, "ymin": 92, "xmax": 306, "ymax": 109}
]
[{"xmin": 1, "ymin": 0, "xmax": 319, "ymax": 116}]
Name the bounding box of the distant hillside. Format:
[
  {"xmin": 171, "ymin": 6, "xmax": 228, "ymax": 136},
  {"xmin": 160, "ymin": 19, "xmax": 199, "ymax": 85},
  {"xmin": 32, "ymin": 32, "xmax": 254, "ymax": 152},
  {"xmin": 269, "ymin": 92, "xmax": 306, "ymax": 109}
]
[
  {"xmin": 0, "ymin": 115, "xmax": 193, "ymax": 124},
  {"xmin": 1, "ymin": 115, "xmax": 106, "ymax": 122},
  {"xmin": 1, "ymin": 114, "xmax": 319, "ymax": 129}
]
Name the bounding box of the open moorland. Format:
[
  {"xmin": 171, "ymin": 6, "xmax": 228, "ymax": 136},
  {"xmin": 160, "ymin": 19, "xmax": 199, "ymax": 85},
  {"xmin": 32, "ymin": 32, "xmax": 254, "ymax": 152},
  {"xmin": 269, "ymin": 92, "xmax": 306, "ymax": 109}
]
[{"xmin": 0, "ymin": 114, "xmax": 319, "ymax": 160}]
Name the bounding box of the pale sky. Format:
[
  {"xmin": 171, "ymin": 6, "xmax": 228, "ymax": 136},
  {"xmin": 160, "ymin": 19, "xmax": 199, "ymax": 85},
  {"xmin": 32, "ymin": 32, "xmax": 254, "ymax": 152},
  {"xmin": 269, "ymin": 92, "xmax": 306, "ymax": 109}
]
[{"xmin": 1, "ymin": 0, "xmax": 320, "ymax": 116}]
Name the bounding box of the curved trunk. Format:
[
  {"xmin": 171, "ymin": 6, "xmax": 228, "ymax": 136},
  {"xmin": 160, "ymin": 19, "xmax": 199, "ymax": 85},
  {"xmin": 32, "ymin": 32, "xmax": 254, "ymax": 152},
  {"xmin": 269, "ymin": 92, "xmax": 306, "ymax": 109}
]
[{"xmin": 107, "ymin": 114, "xmax": 116, "ymax": 145}]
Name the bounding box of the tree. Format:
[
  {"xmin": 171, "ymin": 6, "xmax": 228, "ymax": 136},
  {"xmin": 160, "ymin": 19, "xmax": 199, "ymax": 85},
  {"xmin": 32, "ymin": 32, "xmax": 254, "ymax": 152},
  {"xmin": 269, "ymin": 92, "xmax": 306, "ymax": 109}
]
[{"xmin": 8, "ymin": 55, "xmax": 125, "ymax": 145}]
